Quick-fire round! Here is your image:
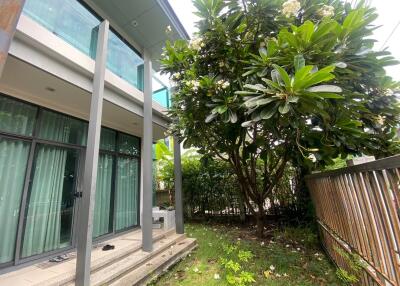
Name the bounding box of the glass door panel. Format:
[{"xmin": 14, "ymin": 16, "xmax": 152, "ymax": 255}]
[
  {"xmin": 22, "ymin": 144, "xmax": 78, "ymax": 258},
  {"xmin": 0, "ymin": 138, "xmax": 30, "ymax": 264},
  {"xmin": 93, "ymin": 153, "xmax": 114, "ymax": 238},
  {"xmin": 115, "ymin": 157, "xmax": 139, "ymax": 231}
]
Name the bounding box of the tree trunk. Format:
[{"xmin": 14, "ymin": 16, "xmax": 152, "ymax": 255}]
[
  {"xmin": 256, "ymin": 212, "xmax": 264, "ymax": 238},
  {"xmin": 239, "ymin": 199, "xmax": 246, "ymax": 223},
  {"xmin": 234, "ymin": 170, "xmax": 264, "ymax": 237},
  {"xmin": 254, "ymin": 201, "xmax": 265, "ymax": 238}
]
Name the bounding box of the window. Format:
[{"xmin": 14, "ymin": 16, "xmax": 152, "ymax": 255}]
[
  {"xmin": 0, "ymin": 94, "xmax": 142, "ymax": 265},
  {"xmin": 37, "ymin": 110, "xmax": 88, "ymax": 146},
  {"xmin": 118, "ymin": 133, "xmax": 140, "ymax": 156},
  {"xmin": 0, "ymin": 138, "xmax": 30, "ymax": 263},
  {"xmin": 0, "ymin": 96, "xmax": 37, "ymax": 136}
]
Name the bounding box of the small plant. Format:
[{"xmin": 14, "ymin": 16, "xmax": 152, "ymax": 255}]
[
  {"xmin": 220, "ymin": 258, "xmax": 241, "ymax": 273},
  {"xmin": 219, "ymin": 245, "xmax": 256, "ymax": 285},
  {"xmin": 226, "ymin": 271, "xmax": 256, "ymax": 286},
  {"xmin": 334, "ymin": 246, "xmax": 366, "ymax": 284},
  {"xmin": 238, "ymin": 250, "xmax": 253, "ymax": 262},
  {"xmin": 336, "ymin": 268, "xmax": 358, "ymax": 285},
  {"xmin": 222, "ymin": 243, "xmax": 238, "ymax": 255}
]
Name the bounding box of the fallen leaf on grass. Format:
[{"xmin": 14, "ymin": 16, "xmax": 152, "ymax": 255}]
[{"xmin": 264, "ymin": 270, "xmax": 272, "ymax": 278}]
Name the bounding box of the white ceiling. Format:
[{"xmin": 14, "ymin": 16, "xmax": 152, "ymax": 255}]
[
  {"xmin": 85, "ymin": 0, "xmax": 189, "ymax": 70},
  {"xmin": 0, "ymin": 56, "xmax": 167, "ymax": 140}
]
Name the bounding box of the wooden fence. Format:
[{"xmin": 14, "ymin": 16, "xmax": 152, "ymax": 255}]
[{"xmin": 306, "ymin": 155, "xmax": 400, "ymax": 286}]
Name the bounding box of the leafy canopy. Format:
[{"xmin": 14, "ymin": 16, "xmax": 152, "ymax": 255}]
[
  {"xmin": 160, "ymin": 0, "xmax": 400, "ymax": 236},
  {"xmin": 161, "ymin": 0, "xmax": 399, "ymax": 167}
]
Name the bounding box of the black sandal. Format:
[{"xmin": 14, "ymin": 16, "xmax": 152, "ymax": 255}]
[{"xmin": 102, "ymin": 244, "xmax": 115, "ymax": 251}]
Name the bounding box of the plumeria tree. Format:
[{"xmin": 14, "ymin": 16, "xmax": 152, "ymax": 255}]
[{"xmin": 161, "ymin": 0, "xmax": 400, "ymax": 237}]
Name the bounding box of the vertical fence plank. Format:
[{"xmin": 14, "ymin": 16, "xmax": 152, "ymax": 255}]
[{"xmin": 306, "ymin": 155, "xmax": 400, "ymax": 286}]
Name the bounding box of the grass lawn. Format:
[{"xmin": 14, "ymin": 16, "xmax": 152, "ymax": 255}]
[{"xmin": 150, "ymin": 222, "xmax": 343, "ymax": 286}]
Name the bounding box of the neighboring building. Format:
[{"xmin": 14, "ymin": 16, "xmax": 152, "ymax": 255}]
[{"xmin": 0, "ymin": 0, "xmax": 188, "ymax": 283}]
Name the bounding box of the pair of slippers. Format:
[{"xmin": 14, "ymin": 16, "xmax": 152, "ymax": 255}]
[
  {"xmin": 49, "ymin": 245, "xmax": 115, "ymax": 263},
  {"xmin": 102, "ymin": 244, "xmax": 115, "ymax": 251},
  {"xmin": 49, "ymin": 254, "xmax": 69, "ymax": 262}
]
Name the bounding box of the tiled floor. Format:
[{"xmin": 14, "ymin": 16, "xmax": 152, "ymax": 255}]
[{"xmin": 0, "ymin": 228, "xmax": 168, "ymax": 286}]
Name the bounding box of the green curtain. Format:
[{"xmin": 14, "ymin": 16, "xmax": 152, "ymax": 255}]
[
  {"xmin": 37, "ymin": 110, "xmax": 88, "ymax": 146},
  {"xmin": 22, "ymin": 145, "xmax": 68, "ymax": 257},
  {"xmin": 115, "ymin": 157, "xmax": 139, "ymax": 231},
  {"xmin": 100, "ymin": 128, "xmax": 116, "ymax": 151},
  {"xmin": 0, "ymin": 139, "xmax": 30, "ymax": 263},
  {"xmin": 0, "ymin": 96, "xmax": 37, "ymax": 136},
  {"xmin": 93, "ymin": 154, "xmax": 113, "ymax": 238}
]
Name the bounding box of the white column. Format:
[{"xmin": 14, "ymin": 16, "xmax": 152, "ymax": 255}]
[
  {"xmin": 142, "ymin": 50, "xmax": 153, "ymax": 252},
  {"xmin": 75, "ymin": 20, "xmax": 109, "ymax": 286}
]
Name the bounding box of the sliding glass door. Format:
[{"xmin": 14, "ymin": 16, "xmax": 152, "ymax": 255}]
[
  {"xmin": 93, "ymin": 153, "xmax": 114, "ymax": 238},
  {"xmin": 0, "ymin": 138, "xmax": 30, "ymax": 264},
  {"xmin": 0, "ymin": 94, "xmax": 141, "ymax": 267},
  {"xmin": 22, "ymin": 144, "xmax": 79, "ymax": 258},
  {"xmin": 115, "ymin": 156, "xmax": 139, "ymax": 231}
]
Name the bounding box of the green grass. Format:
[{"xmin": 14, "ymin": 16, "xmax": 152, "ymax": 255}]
[{"xmin": 150, "ymin": 222, "xmax": 343, "ymax": 286}]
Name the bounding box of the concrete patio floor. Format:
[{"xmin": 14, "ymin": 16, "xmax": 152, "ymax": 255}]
[{"xmin": 0, "ymin": 228, "xmax": 196, "ymax": 286}]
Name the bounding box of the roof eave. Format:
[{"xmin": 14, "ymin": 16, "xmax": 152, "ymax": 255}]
[{"xmin": 156, "ymin": 0, "xmax": 190, "ymax": 41}]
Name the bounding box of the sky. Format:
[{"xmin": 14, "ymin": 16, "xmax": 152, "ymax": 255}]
[{"xmin": 168, "ymin": 0, "xmax": 400, "ymax": 80}]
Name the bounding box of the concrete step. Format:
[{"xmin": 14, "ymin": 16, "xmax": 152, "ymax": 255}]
[
  {"xmin": 110, "ymin": 237, "xmax": 197, "ymax": 286},
  {"xmin": 39, "ymin": 229, "xmax": 177, "ymax": 286},
  {"xmin": 88, "ymin": 233, "xmax": 187, "ymax": 286},
  {"xmin": 91, "ymin": 229, "xmax": 177, "ymax": 275}
]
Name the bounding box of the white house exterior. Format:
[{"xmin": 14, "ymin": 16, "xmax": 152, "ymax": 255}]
[{"xmin": 0, "ymin": 0, "xmax": 188, "ymax": 284}]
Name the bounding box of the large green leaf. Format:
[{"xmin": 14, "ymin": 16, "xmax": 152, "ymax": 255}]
[
  {"xmin": 307, "ymin": 85, "xmax": 343, "ymax": 93},
  {"xmin": 256, "ymin": 97, "xmax": 279, "ymax": 106},
  {"xmin": 205, "ymin": 112, "xmax": 218, "ymax": 123},
  {"xmin": 267, "ymin": 40, "xmax": 278, "ymax": 57},
  {"xmin": 294, "ymin": 55, "xmax": 305, "ymax": 73},
  {"xmin": 293, "ymin": 66, "xmax": 314, "ymax": 90},
  {"xmin": 298, "ymin": 66, "xmax": 336, "ymax": 89},
  {"xmin": 278, "ymin": 102, "xmax": 291, "ymax": 114},
  {"xmin": 272, "ymin": 65, "xmax": 291, "ymax": 89},
  {"xmin": 298, "ymin": 20, "xmax": 314, "ymax": 43},
  {"xmin": 260, "ymin": 102, "xmax": 279, "ymax": 119},
  {"xmin": 262, "ymin": 78, "xmax": 282, "ymax": 91},
  {"xmin": 243, "ymin": 84, "xmax": 269, "ymax": 93}
]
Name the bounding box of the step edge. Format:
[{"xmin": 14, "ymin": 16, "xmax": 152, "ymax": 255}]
[
  {"xmin": 36, "ymin": 229, "xmax": 180, "ymax": 286},
  {"xmin": 143, "ymin": 242, "xmax": 197, "ymax": 286},
  {"xmin": 111, "ymin": 239, "xmax": 197, "ymax": 286},
  {"xmin": 126, "ymin": 240, "xmax": 197, "ymax": 286},
  {"xmin": 90, "ymin": 234, "xmax": 187, "ymax": 286},
  {"xmin": 91, "ymin": 229, "xmax": 178, "ymax": 272}
]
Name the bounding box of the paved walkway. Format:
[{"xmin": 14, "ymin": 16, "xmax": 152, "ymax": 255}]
[{"xmin": 0, "ymin": 228, "xmax": 167, "ymax": 285}]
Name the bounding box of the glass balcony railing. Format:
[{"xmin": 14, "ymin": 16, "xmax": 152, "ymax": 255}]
[
  {"xmin": 23, "ymin": 0, "xmax": 100, "ymax": 59},
  {"xmin": 107, "ymin": 31, "xmax": 144, "ymax": 91},
  {"xmin": 23, "ymin": 0, "xmax": 170, "ymax": 108},
  {"xmin": 152, "ymin": 88, "xmax": 170, "ymax": 108},
  {"xmin": 23, "ymin": 0, "xmax": 145, "ymax": 92}
]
